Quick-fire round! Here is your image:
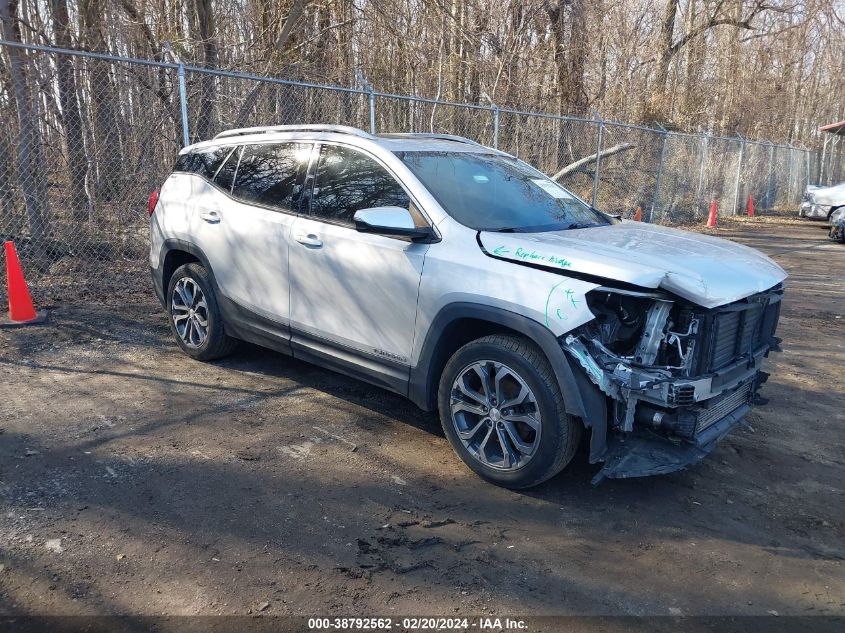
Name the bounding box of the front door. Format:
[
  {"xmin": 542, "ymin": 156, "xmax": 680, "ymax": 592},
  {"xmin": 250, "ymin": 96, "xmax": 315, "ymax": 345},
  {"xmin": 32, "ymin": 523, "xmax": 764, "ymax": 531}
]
[{"xmin": 288, "ymin": 143, "xmax": 430, "ymax": 387}]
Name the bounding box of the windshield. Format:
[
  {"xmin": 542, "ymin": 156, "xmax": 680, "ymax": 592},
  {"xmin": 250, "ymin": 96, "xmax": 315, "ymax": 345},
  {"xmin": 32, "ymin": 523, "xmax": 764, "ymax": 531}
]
[{"xmin": 395, "ymin": 151, "xmax": 611, "ymax": 232}]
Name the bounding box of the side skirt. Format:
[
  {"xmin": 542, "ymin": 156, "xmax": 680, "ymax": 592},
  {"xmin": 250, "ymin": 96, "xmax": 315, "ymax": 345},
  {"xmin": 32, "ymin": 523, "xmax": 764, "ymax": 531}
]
[{"xmin": 218, "ymin": 293, "xmax": 409, "ymax": 397}]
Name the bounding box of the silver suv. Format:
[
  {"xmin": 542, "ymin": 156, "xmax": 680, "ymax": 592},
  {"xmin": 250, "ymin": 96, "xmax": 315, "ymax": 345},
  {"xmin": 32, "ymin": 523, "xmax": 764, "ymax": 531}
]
[{"xmin": 149, "ymin": 125, "xmax": 787, "ymax": 487}]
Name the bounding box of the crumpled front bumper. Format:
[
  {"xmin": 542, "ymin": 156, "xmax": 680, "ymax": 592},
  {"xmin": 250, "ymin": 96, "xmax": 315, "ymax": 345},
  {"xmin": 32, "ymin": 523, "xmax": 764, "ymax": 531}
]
[
  {"xmin": 800, "ymin": 201, "xmax": 831, "ymax": 219},
  {"xmin": 562, "ymin": 335, "xmax": 771, "ymax": 484},
  {"xmin": 593, "ymin": 401, "xmax": 750, "ymax": 483}
]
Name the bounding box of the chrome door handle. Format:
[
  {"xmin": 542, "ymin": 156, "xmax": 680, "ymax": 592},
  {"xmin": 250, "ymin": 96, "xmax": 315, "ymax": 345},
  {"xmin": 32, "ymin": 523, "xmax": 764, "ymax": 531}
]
[
  {"xmin": 295, "ymin": 233, "xmax": 323, "ymax": 248},
  {"xmin": 199, "ymin": 211, "xmax": 220, "ymax": 224}
]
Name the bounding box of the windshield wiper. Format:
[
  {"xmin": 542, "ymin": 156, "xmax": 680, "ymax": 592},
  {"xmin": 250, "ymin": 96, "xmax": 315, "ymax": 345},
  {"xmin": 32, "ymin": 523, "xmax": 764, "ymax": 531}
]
[
  {"xmin": 565, "ymin": 221, "xmax": 606, "ymax": 230},
  {"xmin": 487, "ymin": 226, "xmax": 522, "ymax": 233}
]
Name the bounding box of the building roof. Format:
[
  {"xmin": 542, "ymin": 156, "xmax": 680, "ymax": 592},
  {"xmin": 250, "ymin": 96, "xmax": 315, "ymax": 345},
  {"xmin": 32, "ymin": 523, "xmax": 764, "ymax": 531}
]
[{"xmin": 819, "ymin": 120, "xmax": 845, "ymax": 136}]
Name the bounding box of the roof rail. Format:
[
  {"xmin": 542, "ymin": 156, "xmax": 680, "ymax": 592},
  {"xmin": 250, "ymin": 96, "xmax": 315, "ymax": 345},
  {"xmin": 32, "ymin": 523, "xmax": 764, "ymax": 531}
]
[
  {"xmin": 214, "ymin": 124, "xmax": 374, "ymax": 140},
  {"xmin": 377, "ymin": 132, "xmax": 487, "ymax": 148}
]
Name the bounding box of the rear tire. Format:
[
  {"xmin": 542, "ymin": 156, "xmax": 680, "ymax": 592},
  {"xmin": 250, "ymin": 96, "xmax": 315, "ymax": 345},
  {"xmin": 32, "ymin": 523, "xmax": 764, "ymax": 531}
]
[
  {"xmin": 166, "ymin": 262, "xmax": 237, "ymax": 361},
  {"xmin": 437, "ymin": 334, "xmax": 581, "ymax": 489}
]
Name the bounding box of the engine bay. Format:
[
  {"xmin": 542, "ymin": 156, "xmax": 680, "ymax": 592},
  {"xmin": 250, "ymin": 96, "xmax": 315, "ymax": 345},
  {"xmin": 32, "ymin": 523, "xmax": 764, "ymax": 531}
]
[{"xmin": 561, "ymin": 285, "xmax": 783, "ymax": 445}]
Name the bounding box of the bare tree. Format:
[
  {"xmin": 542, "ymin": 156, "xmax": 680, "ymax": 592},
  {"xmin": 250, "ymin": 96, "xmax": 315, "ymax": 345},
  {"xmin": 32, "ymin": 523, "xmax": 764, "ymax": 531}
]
[
  {"xmin": 80, "ymin": 0, "xmax": 123, "ymax": 203},
  {"xmin": 0, "ymin": 0, "xmax": 48, "ymax": 241},
  {"xmin": 193, "ymin": 0, "xmax": 218, "ymax": 141},
  {"xmin": 49, "ymin": 0, "xmax": 90, "ymax": 220}
]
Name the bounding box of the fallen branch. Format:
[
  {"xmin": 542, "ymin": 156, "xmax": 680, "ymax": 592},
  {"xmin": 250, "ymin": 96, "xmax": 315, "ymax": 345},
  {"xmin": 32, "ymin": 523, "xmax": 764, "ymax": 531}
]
[{"xmin": 551, "ymin": 142, "xmax": 636, "ymax": 181}]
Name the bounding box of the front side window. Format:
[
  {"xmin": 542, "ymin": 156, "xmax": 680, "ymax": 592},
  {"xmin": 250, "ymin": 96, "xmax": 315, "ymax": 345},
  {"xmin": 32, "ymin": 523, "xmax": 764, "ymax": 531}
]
[
  {"xmin": 396, "ymin": 151, "xmax": 611, "ymax": 232},
  {"xmin": 232, "ymin": 142, "xmax": 312, "ymax": 212},
  {"xmin": 310, "ymin": 144, "xmax": 410, "ymax": 226}
]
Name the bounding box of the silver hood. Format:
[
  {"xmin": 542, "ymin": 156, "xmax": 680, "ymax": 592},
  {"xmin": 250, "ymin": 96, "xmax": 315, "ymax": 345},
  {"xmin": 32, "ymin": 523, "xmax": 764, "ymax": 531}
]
[
  {"xmin": 479, "ymin": 221, "xmax": 787, "ymax": 308},
  {"xmin": 808, "ymin": 181, "xmax": 845, "ymax": 206}
]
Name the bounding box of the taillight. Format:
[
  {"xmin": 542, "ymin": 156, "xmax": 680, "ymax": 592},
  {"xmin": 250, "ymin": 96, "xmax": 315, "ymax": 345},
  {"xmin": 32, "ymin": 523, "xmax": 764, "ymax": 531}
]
[{"xmin": 147, "ymin": 189, "xmax": 160, "ymax": 217}]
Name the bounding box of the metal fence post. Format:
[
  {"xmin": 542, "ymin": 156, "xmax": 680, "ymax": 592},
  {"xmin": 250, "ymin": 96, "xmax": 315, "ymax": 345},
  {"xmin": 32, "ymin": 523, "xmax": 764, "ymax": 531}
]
[
  {"xmin": 492, "ymin": 104, "xmax": 500, "ymax": 149},
  {"xmin": 732, "ymin": 135, "xmax": 745, "ymax": 215},
  {"xmin": 785, "ymin": 143, "xmax": 794, "ymax": 202},
  {"xmin": 805, "ymin": 149, "xmax": 811, "ymax": 190},
  {"xmin": 177, "ymin": 63, "xmax": 190, "ymax": 147},
  {"xmin": 694, "ymin": 132, "xmax": 708, "ymax": 219},
  {"xmin": 765, "ymin": 142, "xmax": 775, "ymax": 214},
  {"xmin": 368, "ymin": 88, "xmax": 376, "ymax": 135},
  {"xmin": 819, "ymin": 135, "xmax": 828, "ymax": 185},
  {"xmin": 650, "ymin": 127, "xmax": 669, "ymax": 223},
  {"xmin": 592, "ymin": 118, "xmax": 603, "ymax": 208}
]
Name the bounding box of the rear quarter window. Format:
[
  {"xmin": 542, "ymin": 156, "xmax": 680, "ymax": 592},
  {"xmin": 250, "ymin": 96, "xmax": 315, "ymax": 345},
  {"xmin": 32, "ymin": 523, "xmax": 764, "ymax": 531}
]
[
  {"xmin": 173, "ymin": 146, "xmax": 236, "ymax": 180},
  {"xmin": 213, "ymin": 147, "xmax": 242, "ymax": 192}
]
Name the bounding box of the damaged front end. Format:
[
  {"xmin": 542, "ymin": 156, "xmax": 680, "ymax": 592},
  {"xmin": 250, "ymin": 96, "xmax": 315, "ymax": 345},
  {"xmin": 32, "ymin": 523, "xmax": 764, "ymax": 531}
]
[
  {"xmin": 562, "ymin": 284, "xmax": 784, "ymax": 483},
  {"xmin": 829, "ymin": 207, "xmax": 845, "ymax": 243}
]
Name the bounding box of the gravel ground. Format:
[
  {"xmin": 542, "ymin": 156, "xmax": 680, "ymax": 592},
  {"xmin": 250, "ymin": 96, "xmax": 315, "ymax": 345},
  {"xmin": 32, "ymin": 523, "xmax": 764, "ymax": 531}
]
[{"xmin": 0, "ymin": 215, "xmax": 843, "ymax": 623}]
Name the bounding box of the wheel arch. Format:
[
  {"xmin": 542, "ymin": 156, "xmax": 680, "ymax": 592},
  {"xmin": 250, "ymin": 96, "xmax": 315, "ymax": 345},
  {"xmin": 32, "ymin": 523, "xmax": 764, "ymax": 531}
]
[
  {"xmin": 409, "ymin": 303, "xmax": 598, "ymax": 423},
  {"xmin": 154, "ymin": 239, "xmax": 215, "ymax": 306}
]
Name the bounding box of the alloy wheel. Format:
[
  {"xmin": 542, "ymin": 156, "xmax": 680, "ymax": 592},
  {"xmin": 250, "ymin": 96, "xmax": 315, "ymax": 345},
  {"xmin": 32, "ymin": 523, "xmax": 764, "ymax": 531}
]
[
  {"xmin": 449, "ymin": 360, "xmax": 542, "ymax": 471},
  {"xmin": 171, "ymin": 277, "xmax": 209, "ymax": 348}
]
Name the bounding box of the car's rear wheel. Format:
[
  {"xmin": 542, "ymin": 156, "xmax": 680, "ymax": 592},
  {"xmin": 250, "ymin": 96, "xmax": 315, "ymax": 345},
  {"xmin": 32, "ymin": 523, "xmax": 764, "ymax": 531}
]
[
  {"xmin": 167, "ymin": 262, "xmax": 237, "ymax": 360},
  {"xmin": 438, "ymin": 334, "xmax": 581, "ymax": 489}
]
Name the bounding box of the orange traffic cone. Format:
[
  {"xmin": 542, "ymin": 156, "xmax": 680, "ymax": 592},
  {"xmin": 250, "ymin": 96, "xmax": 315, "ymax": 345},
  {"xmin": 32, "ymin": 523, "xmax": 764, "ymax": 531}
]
[
  {"xmin": 633, "ymin": 206, "xmax": 643, "ymax": 222},
  {"xmin": 3, "ymin": 241, "xmax": 46, "ymax": 326},
  {"xmin": 746, "ymin": 193, "xmax": 755, "ymax": 217},
  {"xmin": 707, "ymin": 199, "xmax": 718, "ymax": 228}
]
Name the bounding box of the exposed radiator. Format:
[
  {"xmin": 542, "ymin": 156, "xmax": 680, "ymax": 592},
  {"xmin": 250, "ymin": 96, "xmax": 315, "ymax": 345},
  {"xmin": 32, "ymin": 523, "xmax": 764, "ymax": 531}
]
[
  {"xmin": 696, "ymin": 382, "xmax": 753, "ymax": 433},
  {"xmin": 694, "ymin": 288, "xmax": 782, "ymax": 374}
]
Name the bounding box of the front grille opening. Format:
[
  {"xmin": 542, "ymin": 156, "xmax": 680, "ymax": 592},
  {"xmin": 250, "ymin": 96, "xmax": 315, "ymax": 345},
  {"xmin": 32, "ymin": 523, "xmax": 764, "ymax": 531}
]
[{"xmin": 695, "ymin": 382, "xmax": 753, "ymax": 434}]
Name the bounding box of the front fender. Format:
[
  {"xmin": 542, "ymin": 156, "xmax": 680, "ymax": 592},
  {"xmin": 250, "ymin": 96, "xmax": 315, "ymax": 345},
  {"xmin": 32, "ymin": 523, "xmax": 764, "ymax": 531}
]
[{"xmin": 408, "ymin": 302, "xmax": 605, "ymax": 430}]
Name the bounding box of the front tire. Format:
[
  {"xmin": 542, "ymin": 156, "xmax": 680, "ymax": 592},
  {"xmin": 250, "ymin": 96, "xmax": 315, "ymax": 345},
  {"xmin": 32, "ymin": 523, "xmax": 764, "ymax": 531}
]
[
  {"xmin": 437, "ymin": 334, "xmax": 582, "ymax": 489},
  {"xmin": 166, "ymin": 262, "xmax": 237, "ymax": 361}
]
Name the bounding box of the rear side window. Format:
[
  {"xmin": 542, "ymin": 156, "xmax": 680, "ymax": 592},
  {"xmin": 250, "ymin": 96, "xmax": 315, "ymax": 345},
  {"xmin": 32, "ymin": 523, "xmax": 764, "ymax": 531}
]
[
  {"xmin": 310, "ymin": 144, "xmax": 410, "ymax": 226},
  {"xmin": 232, "ymin": 143, "xmax": 312, "ymax": 212},
  {"xmin": 174, "ymin": 146, "xmax": 233, "ymax": 180},
  {"xmin": 213, "ymin": 146, "xmax": 241, "ymax": 192}
]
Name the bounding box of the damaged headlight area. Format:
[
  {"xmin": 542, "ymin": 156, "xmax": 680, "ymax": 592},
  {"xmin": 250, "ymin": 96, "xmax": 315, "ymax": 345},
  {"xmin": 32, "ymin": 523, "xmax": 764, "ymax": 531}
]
[
  {"xmin": 562, "ymin": 285, "xmax": 784, "ymax": 482},
  {"xmin": 829, "ymin": 207, "xmax": 845, "ymax": 243}
]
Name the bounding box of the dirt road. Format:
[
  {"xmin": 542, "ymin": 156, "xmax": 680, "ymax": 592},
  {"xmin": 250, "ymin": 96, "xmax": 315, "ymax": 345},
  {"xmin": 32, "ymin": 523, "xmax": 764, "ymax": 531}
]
[{"xmin": 1, "ymin": 216, "xmax": 843, "ymax": 620}]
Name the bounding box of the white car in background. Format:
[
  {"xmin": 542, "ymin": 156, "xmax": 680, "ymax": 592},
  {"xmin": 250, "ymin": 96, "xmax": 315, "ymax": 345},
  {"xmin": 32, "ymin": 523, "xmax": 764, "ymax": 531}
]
[{"xmin": 800, "ymin": 181, "xmax": 845, "ymax": 219}]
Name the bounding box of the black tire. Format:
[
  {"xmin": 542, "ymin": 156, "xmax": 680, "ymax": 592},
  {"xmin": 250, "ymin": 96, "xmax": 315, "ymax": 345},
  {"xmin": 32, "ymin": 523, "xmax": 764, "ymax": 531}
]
[
  {"xmin": 437, "ymin": 334, "xmax": 582, "ymax": 489},
  {"xmin": 166, "ymin": 262, "xmax": 237, "ymax": 361}
]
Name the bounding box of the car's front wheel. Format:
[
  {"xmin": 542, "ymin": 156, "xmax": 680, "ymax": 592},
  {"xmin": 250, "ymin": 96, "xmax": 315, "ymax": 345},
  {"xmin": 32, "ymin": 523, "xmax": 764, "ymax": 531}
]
[
  {"xmin": 438, "ymin": 334, "xmax": 582, "ymax": 489},
  {"xmin": 166, "ymin": 262, "xmax": 237, "ymax": 361}
]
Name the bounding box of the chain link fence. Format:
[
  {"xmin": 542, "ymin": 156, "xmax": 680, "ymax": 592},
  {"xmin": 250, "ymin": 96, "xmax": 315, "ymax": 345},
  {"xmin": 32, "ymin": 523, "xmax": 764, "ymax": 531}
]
[
  {"xmin": 0, "ymin": 40, "xmax": 832, "ymax": 306},
  {"xmin": 817, "ymin": 133, "xmax": 843, "ymax": 188}
]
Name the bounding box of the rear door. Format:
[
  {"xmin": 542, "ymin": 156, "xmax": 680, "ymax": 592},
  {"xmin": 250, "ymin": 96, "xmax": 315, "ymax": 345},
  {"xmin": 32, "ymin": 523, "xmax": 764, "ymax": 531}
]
[
  {"xmin": 288, "ymin": 143, "xmax": 430, "ymax": 390},
  {"xmin": 190, "ymin": 142, "xmax": 312, "ymax": 326}
]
